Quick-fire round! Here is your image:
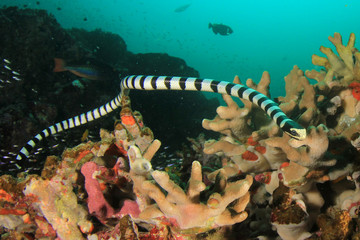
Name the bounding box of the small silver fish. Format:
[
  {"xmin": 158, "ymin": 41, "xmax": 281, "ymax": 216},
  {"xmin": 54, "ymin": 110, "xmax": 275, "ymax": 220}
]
[{"xmin": 4, "ymin": 65, "xmax": 11, "ymax": 70}]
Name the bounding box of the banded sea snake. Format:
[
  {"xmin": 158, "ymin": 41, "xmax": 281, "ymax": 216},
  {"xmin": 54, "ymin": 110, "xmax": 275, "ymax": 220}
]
[{"xmin": 16, "ymin": 75, "xmax": 306, "ymax": 163}]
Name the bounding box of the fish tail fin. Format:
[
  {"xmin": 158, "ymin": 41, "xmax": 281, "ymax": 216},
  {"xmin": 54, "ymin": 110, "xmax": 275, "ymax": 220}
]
[
  {"xmin": 53, "ymin": 58, "xmax": 66, "ymax": 72},
  {"xmin": 208, "ymin": 23, "xmax": 212, "ymax": 29}
]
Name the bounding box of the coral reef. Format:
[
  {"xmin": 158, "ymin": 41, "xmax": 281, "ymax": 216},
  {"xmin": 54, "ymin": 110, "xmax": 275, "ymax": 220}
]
[
  {"xmin": 196, "ymin": 32, "xmax": 360, "ymax": 239},
  {"xmin": 2, "ymin": 7, "xmax": 360, "ymax": 238},
  {"xmin": 24, "ymin": 177, "xmax": 93, "ymax": 239},
  {"xmin": 139, "ymin": 162, "xmax": 252, "ymax": 231},
  {"xmin": 0, "ymin": 98, "xmax": 252, "ymax": 239},
  {"xmin": 307, "ymin": 207, "xmax": 353, "ymax": 240}
]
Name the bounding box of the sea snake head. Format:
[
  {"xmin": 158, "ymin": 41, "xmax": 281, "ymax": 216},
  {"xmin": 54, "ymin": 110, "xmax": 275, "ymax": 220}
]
[
  {"xmin": 288, "ymin": 127, "xmax": 307, "ymax": 140},
  {"xmin": 283, "ymin": 121, "xmax": 307, "ymax": 140}
]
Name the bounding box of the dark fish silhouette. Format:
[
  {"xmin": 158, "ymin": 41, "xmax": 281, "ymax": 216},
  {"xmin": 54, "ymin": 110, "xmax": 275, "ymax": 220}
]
[
  {"xmin": 174, "ymin": 3, "xmax": 191, "ymax": 13},
  {"xmin": 208, "ymin": 23, "xmax": 233, "ymax": 36}
]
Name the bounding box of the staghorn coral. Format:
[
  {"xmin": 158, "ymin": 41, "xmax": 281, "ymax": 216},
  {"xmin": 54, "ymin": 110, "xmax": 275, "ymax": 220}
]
[
  {"xmin": 128, "ymin": 140, "xmax": 161, "ymax": 212},
  {"xmin": 310, "ymin": 33, "xmax": 360, "ymax": 87},
  {"xmin": 139, "ymin": 161, "xmax": 252, "ymax": 231},
  {"xmin": 198, "ymin": 32, "xmax": 360, "ymax": 239},
  {"xmin": 202, "ymin": 35, "xmax": 360, "ymax": 184},
  {"xmin": 278, "ymin": 65, "xmax": 321, "ymax": 127},
  {"xmin": 202, "ymin": 72, "xmax": 274, "ymax": 142},
  {"xmin": 265, "ymin": 124, "xmax": 336, "ymax": 170},
  {"xmin": 202, "ymin": 73, "xmax": 285, "ymax": 179},
  {"xmin": 307, "ymin": 33, "xmax": 360, "ymax": 139}
]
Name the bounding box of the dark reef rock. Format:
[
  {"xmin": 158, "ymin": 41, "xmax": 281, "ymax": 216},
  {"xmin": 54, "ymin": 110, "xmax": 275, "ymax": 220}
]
[
  {"xmin": 67, "ymin": 28, "xmax": 129, "ymax": 68},
  {"xmin": 0, "ymin": 7, "xmax": 219, "ymax": 174},
  {"xmin": 0, "ymin": 7, "xmax": 83, "ymax": 173},
  {"xmin": 127, "ymin": 53, "xmax": 199, "ymax": 76}
]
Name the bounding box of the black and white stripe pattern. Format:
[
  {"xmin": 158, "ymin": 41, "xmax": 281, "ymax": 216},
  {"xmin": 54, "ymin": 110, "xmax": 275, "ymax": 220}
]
[
  {"xmin": 17, "ymin": 75, "xmax": 306, "ymax": 163},
  {"xmin": 16, "ymin": 93, "xmax": 122, "ymax": 162},
  {"xmin": 121, "ymin": 75, "xmax": 306, "ymax": 140}
]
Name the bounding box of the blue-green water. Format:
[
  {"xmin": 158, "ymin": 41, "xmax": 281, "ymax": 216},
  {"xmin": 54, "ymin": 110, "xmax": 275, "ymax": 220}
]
[{"xmin": 2, "ymin": 0, "xmax": 360, "ymax": 97}]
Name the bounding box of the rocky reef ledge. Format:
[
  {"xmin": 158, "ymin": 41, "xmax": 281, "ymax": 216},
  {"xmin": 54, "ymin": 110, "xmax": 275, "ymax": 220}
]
[{"xmin": 0, "ymin": 7, "xmax": 218, "ymax": 173}]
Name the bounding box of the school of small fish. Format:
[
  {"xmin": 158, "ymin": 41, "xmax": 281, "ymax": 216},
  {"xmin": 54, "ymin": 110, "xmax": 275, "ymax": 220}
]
[{"xmin": 0, "ymin": 58, "xmax": 22, "ymax": 88}]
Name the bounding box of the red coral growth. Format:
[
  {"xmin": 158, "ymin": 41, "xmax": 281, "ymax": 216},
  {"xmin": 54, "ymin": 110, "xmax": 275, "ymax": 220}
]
[
  {"xmin": 242, "ymin": 150, "xmax": 258, "ymax": 161},
  {"xmin": 280, "ymin": 162, "xmax": 290, "ymax": 169},
  {"xmin": 255, "ymin": 172, "xmax": 272, "ymax": 184},
  {"xmin": 349, "ymin": 82, "xmax": 360, "ymax": 100},
  {"xmin": 0, "ymin": 189, "xmax": 14, "ymax": 203},
  {"xmin": 140, "ymin": 226, "xmax": 173, "ymax": 240},
  {"xmin": 140, "ymin": 227, "xmax": 165, "ymax": 240},
  {"xmin": 153, "ymin": 216, "xmax": 181, "ymax": 229},
  {"xmin": 247, "ymin": 136, "xmax": 259, "ymax": 146},
  {"xmin": 74, "ymin": 149, "xmax": 93, "ymax": 163},
  {"xmin": 0, "ymin": 208, "xmax": 27, "ymax": 215},
  {"xmin": 255, "ymin": 146, "xmax": 266, "ymax": 154},
  {"xmin": 121, "ymin": 115, "xmax": 136, "ymax": 125}
]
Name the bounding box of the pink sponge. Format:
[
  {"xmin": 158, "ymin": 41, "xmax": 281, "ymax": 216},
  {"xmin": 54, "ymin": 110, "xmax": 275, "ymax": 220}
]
[{"xmin": 81, "ymin": 161, "xmax": 140, "ymax": 220}]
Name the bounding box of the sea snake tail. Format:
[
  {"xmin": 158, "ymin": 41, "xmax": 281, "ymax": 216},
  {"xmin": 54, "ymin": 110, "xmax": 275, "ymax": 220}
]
[
  {"xmin": 16, "ymin": 75, "xmax": 306, "ymax": 163},
  {"xmin": 16, "ymin": 93, "xmax": 123, "ymax": 162}
]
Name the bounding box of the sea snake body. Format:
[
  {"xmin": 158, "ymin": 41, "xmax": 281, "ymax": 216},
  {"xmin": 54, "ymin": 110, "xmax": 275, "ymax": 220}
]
[{"xmin": 16, "ymin": 75, "xmax": 306, "ymax": 162}]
